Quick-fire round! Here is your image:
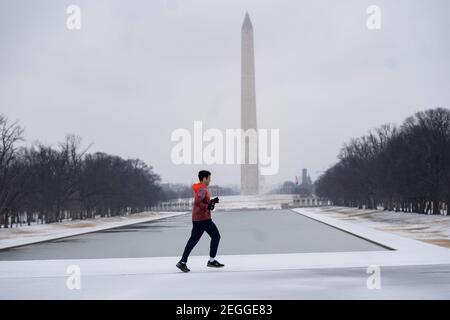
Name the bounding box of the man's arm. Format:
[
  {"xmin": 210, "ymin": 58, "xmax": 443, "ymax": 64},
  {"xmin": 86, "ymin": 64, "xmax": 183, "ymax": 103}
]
[{"xmin": 194, "ymin": 188, "xmax": 209, "ymax": 210}]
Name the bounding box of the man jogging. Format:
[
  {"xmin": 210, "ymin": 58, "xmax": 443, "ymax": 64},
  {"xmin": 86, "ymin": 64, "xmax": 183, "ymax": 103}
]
[{"xmin": 176, "ymin": 170, "xmax": 224, "ymax": 272}]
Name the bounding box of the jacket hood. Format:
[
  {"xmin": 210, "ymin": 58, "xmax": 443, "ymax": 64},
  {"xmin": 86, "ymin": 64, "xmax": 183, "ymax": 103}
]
[{"xmin": 192, "ymin": 182, "xmax": 207, "ymax": 193}]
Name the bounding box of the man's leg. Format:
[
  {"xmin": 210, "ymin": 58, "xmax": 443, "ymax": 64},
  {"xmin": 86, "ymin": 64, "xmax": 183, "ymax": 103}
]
[
  {"xmin": 181, "ymin": 222, "xmax": 204, "ymax": 263},
  {"xmin": 204, "ymin": 220, "xmax": 221, "ymax": 259}
]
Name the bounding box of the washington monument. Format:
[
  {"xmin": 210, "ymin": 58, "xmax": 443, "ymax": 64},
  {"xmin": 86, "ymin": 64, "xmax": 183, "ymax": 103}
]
[{"xmin": 241, "ymin": 12, "xmax": 260, "ymax": 195}]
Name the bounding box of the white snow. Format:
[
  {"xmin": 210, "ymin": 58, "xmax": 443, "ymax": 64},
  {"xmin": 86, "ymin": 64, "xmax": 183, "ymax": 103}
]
[{"xmin": 298, "ymin": 206, "xmax": 450, "ymax": 248}]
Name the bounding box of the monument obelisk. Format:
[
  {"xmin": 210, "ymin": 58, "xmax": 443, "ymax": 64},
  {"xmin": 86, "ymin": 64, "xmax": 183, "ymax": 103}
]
[{"xmin": 241, "ymin": 12, "xmax": 259, "ymax": 195}]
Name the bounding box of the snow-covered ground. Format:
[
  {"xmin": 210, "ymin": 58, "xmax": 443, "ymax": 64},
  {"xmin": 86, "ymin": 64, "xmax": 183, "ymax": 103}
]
[
  {"xmin": 302, "ymin": 206, "xmax": 450, "ymax": 249},
  {"xmin": 0, "ymin": 211, "xmax": 188, "ymax": 250},
  {"xmin": 1, "ymin": 254, "xmax": 450, "ymax": 299}
]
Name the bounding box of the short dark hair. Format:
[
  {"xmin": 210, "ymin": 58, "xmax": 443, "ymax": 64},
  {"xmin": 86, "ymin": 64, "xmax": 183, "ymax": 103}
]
[{"xmin": 198, "ymin": 170, "xmax": 211, "ymax": 182}]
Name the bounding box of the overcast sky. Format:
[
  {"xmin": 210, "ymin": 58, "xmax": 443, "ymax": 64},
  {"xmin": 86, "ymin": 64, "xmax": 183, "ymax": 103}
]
[{"xmin": 1, "ymin": 0, "xmax": 450, "ymax": 187}]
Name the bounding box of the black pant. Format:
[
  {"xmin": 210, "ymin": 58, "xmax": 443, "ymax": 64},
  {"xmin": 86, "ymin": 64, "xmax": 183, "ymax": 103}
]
[{"xmin": 181, "ymin": 219, "xmax": 221, "ymax": 263}]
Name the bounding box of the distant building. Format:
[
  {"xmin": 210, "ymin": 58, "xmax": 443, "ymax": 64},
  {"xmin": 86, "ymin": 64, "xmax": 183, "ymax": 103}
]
[
  {"xmin": 301, "ymin": 168, "xmax": 312, "ymax": 186},
  {"xmin": 296, "ymin": 168, "xmax": 312, "ymax": 187}
]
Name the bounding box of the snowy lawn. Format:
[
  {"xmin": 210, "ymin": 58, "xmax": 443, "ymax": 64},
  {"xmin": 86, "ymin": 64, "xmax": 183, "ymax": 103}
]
[{"xmin": 299, "ymin": 206, "xmax": 450, "ymax": 248}]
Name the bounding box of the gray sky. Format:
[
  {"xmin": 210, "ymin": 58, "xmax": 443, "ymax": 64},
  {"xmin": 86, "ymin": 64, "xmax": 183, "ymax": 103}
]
[{"xmin": 1, "ymin": 0, "xmax": 450, "ymax": 186}]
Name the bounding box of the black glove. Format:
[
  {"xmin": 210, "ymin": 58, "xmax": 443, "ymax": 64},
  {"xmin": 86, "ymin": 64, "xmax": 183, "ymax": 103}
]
[{"xmin": 208, "ymin": 197, "xmax": 219, "ymax": 211}]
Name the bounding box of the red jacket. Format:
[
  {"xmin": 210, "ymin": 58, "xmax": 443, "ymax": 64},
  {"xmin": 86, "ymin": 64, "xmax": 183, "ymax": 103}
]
[{"xmin": 192, "ymin": 182, "xmax": 211, "ymax": 221}]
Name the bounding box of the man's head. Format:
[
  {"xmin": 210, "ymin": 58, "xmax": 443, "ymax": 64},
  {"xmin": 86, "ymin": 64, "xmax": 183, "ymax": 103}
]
[{"xmin": 198, "ymin": 170, "xmax": 211, "ymax": 186}]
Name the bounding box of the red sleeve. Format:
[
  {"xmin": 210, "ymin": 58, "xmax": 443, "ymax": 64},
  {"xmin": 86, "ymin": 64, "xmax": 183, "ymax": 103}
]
[{"xmin": 195, "ymin": 188, "xmax": 209, "ymax": 210}]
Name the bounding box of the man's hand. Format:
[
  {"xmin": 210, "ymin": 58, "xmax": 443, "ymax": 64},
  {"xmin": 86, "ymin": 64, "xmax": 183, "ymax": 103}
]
[{"xmin": 208, "ymin": 197, "xmax": 220, "ymax": 211}]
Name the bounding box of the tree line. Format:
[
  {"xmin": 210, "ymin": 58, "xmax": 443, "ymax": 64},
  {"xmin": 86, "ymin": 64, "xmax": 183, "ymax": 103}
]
[
  {"xmin": 315, "ymin": 107, "xmax": 450, "ymax": 215},
  {"xmin": 0, "ymin": 114, "xmax": 166, "ymax": 228}
]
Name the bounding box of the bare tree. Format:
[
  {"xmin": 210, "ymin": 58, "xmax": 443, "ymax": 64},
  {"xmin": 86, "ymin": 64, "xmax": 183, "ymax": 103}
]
[
  {"xmin": 316, "ymin": 107, "xmax": 450, "ymax": 215},
  {"xmin": 0, "ymin": 115, "xmax": 25, "ymax": 227}
]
